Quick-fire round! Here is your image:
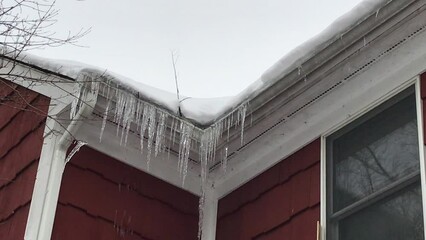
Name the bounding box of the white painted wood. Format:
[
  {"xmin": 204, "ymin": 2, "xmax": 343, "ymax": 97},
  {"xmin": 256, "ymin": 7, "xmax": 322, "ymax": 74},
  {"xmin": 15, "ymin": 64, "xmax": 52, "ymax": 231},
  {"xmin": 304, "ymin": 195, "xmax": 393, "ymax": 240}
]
[
  {"xmin": 214, "ymin": 23, "xmax": 426, "ymax": 197},
  {"xmin": 320, "ymin": 137, "xmax": 326, "ymax": 240},
  {"xmin": 0, "ymin": 59, "xmax": 76, "ymax": 107},
  {"xmin": 24, "ymin": 83, "xmax": 97, "ymax": 240},
  {"xmin": 201, "ymin": 187, "xmax": 218, "ymax": 240},
  {"xmin": 24, "ymin": 106, "xmax": 67, "ymax": 240},
  {"xmin": 34, "ymin": 142, "xmax": 67, "ymax": 240},
  {"xmin": 74, "ymin": 119, "xmax": 202, "ymax": 196},
  {"xmin": 415, "ymin": 78, "xmax": 426, "ymax": 239}
]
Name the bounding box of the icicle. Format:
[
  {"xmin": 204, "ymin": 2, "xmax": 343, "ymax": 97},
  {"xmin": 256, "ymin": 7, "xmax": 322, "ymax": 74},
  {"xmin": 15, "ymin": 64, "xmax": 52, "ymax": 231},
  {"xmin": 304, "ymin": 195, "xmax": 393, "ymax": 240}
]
[
  {"xmin": 100, "ymin": 100, "xmax": 111, "ymax": 142},
  {"xmin": 238, "ymin": 104, "xmax": 247, "ymax": 146},
  {"xmin": 154, "ymin": 111, "xmax": 167, "ymax": 157},
  {"xmin": 230, "ymin": 112, "xmax": 234, "ymax": 130},
  {"xmin": 90, "ymin": 80, "xmax": 100, "ymax": 97},
  {"xmin": 222, "ymin": 147, "xmax": 228, "ymax": 172},
  {"xmin": 70, "ymin": 83, "xmax": 82, "ymax": 119},
  {"xmin": 167, "ymin": 118, "xmax": 176, "ymax": 160},
  {"xmin": 197, "ymin": 134, "xmax": 209, "ymax": 240},
  {"xmin": 178, "ymin": 122, "xmax": 194, "ymax": 185},
  {"xmin": 235, "ymin": 109, "xmax": 240, "ymax": 127},
  {"xmin": 298, "ymin": 66, "xmax": 302, "ymax": 76},
  {"xmin": 198, "ymin": 124, "xmax": 223, "ymax": 184},
  {"xmin": 94, "ymin": 84, "xmax": 255, "ymax": 240},
  {"xmin": 114, "ymin": 91, "xmax": 127, "ymax": 137},
  {"xmin": 171, "ymin": 118, "xmax": 179, "ymax": 147},
  {"xmin": 198, "ymin": 189, "xmax": 206, "ymax": 240},
  {"xmin": 226, "ymin": 116, "xmax": 231, "ymax": 141},
  {"xmin": 122, "ymin": 96, "xmax": 136, "ymax": 146},
  {"xmin": 135, "ymin": 100, "xmax": 144, "ymax": 131},
  {"xmin": 124, "ymin": 99, "xmax": 143, "ymax": 149},
  {"xmin": 99, "ymin": 86, "xmax": 113, "ymax": 142},
  {"xmin": 113, "ymin": 91, "xmax": 121, "ymax": 123},
  {"xmin": 138, "ymin": 103, "xmax": 149, "ymax": 153},
  {"xmin": 363, "ymin": 37, "xmax": 366, "ymax": 47},
  {"xmin": 65, "ymin": 140, "xmax": 87, "ymax": 163},
  {"xmin": 146, "ymin": 106, "xmax": 157, "ymax": 170}
]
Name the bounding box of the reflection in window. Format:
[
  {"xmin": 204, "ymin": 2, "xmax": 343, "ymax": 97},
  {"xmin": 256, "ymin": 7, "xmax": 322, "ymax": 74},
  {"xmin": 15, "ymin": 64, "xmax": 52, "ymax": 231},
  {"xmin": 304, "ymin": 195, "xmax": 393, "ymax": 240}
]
[{"xmin": 327, "ymin": 86, "xmax": 424, "ymax": 240}]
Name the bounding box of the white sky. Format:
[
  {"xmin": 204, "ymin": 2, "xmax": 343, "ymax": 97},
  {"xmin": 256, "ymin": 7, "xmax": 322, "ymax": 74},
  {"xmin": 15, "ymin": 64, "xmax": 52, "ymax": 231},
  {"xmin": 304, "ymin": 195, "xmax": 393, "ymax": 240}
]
[{"xmin": 30, "ymin": 0, "xmax": 364, "ymax": 98}]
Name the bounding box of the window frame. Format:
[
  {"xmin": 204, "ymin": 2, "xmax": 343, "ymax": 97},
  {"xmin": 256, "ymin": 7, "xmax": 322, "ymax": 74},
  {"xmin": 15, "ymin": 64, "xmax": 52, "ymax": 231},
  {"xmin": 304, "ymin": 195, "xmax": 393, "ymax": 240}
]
[{"xmin": 321, "ymin": 77, "xmax": 426, "ymax": 240}]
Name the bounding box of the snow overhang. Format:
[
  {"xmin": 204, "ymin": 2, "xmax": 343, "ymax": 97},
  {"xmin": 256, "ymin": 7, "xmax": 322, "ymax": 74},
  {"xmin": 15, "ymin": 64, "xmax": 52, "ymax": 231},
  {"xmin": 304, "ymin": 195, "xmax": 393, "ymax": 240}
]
[
  {"xmin": 0, "ymin": 0, "xmax": 394, "ymax": 127},
  {"xmin": 1, "ymin": 0, "xmax": 421, "ymax": 196}
]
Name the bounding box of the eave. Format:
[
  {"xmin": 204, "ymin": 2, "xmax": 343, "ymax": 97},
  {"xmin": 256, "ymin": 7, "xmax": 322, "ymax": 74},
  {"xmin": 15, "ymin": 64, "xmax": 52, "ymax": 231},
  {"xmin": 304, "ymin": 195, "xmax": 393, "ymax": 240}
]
[{"xmin": 2, "ymin": 0, "xmax": 426, "ymax": 199}]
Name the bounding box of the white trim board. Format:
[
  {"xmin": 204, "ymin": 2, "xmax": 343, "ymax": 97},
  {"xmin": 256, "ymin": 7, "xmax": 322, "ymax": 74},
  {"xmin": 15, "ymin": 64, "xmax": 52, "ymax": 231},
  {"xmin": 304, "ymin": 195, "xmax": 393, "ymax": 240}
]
[
  {"xmin": 415, "ymin": 78, "xmax": 426, "ymax": 239},
  {"xmin": 24, "ymin": 102, "xmax": 70, "ymax": 240},
  {"xmin": 74, "ymin": 119, "xmax": 202, "ymax": 196},
  {"xmin": 213, "ymin": 19, "xmax": 426, "ymax": 198}
]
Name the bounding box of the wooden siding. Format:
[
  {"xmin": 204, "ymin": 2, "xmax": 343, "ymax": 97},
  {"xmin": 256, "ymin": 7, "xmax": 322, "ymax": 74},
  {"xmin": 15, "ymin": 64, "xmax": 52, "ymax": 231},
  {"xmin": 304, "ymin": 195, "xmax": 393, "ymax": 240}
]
[
  {"xmin": 216, "ymin": 139, "xmax": 320, "ymax": 240},
  {"xmin": 51, "ymin": 146, "xmax": 199, "ymax": 240},
  {"xmin": 0, "ymin": 79, "xmax": 49, "ymax": 239}
]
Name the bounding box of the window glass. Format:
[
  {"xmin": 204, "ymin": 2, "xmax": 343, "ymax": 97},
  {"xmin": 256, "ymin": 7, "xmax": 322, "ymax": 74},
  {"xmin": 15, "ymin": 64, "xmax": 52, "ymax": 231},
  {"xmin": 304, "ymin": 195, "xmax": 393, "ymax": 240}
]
[
  {"xmin": 327, "ymin": 86, "xmax": 424, "ymax": 240},
  {"xmin": 339, "ymin": 184, "xmax": 423, "ymax": 240},
  {"xmin": 332, "ymin": 93, "xmax": 419, "ymax": 211}
]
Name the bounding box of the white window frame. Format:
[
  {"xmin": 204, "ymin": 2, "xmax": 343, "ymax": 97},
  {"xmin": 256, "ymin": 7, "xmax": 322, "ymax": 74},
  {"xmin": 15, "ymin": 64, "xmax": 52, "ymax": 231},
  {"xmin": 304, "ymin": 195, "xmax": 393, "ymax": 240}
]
[{"xmin": 320, "ymin": 77, "xmax": 426, "ymax": 240}]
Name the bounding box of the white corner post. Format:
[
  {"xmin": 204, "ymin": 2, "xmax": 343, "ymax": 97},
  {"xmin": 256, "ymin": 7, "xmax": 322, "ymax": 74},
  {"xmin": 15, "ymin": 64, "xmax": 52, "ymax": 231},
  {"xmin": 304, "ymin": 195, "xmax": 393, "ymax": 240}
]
[
  {"xmin": 24, "ymin": 100, "xmax": 69, "ymax": 240},
  {"xmin": 415, "ymin": 77, "xmax": 426, "ymax": 240},
  {"xmin": 201, "ymin": 185, "xmax": 218, "ymax": 240},
  {"xmin": 24, "ymin": 81, "xmax": 98, "ymax": 240}
]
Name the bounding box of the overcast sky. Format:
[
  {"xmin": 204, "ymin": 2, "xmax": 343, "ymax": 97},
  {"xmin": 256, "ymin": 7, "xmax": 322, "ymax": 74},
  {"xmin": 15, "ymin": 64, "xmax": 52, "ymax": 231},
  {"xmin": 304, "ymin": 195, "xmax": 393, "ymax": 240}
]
[{"xmin": 30, "ymin": 0, "xmax": 364, "ymax": 98}]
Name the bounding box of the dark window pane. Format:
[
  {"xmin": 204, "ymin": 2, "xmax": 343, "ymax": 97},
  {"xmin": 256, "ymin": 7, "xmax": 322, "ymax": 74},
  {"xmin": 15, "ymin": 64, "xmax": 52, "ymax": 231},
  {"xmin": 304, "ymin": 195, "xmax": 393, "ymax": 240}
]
[
  {"xmin": 332, "ymin": 92, "xmax": 419, "ymax": 211},
  {"xmin": 339, "ymin": 183, "xmax": 424, "ymax": 240}
]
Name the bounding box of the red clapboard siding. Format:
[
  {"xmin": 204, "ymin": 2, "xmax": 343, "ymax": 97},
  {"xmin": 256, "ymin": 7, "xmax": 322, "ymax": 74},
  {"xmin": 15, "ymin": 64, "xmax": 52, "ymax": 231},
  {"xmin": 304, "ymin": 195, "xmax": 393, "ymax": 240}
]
[
  {"xmin": 0, "ymin": 79, "xmax": 49, "ymax": 240},
  {"xmin": 217, "ymin": 139, "xmax": 320, "ymax": 240},
  {"xmin": 0, "ymin": 161, "xmax": 38, "ymax": 221},
  {"xmin": 52, "ymin": 146, "xmax": 199, "ymax": 240},
  {"xmin": 0, "ymin": 95, "xmax": 48, "ymax": 159},
  {"xmin": 0, "ymin": 204, "xmax": 31, "ymax": 240}
]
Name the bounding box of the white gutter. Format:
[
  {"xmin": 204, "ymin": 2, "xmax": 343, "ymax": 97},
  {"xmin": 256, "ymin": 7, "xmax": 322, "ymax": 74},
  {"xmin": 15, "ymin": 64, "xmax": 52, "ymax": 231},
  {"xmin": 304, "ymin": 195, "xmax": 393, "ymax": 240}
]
[{"xmin": 25, "ymin": 79, "xmax": 98, "ymax": 240}]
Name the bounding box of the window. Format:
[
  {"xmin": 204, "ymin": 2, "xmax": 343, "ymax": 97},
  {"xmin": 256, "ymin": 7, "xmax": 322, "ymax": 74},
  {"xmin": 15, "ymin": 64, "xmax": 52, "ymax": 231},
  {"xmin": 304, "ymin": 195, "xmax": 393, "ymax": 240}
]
[{"xmin": 326, "ymin": 86, "xmax": 424, "ymax": 240}]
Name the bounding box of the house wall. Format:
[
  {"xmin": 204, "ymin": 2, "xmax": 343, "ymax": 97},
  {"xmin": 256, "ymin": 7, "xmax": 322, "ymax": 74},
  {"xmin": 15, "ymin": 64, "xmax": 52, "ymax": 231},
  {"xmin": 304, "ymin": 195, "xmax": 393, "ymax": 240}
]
[
  {"xmin": 0, "ymin": 79, "xmax": 50, "ymax": 239},
  {"xmin": 51, "ymin": 146, "xmax": 199, "ymax": 240},
  {"xmin": 216, "ymin": 139, "xmax": 320, "ymax": 240}
]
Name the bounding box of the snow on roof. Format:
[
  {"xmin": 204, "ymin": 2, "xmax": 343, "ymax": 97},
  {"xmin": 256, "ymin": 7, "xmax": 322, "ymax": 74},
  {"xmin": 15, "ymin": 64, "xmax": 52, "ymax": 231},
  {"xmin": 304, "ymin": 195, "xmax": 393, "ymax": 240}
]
[{"xmin": 11, "ymin": 0, "xmax": 388, "ymax": 125}]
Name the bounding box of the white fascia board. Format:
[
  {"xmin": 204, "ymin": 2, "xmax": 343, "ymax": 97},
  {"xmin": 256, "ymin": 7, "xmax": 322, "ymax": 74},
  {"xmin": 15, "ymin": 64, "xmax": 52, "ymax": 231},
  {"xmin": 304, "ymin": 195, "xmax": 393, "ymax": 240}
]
[
  {"xmin": 0, "ymin": 58, "xmax": 76, "ymax": 107},
  {"xmin": 213, "ymin": 20, "xmax": 426, "ymax": 198},
  {"xmin": 75, "ymin": 119, "xmax": 202, "ymax": 196}
]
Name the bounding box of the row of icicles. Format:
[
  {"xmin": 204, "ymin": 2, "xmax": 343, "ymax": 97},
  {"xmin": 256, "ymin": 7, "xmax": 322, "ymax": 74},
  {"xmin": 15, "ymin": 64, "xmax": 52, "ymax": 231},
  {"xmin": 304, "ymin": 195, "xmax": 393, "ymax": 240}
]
[{"xmin": 70, "ymin": 77, "xmax": 248, "ymax": 239}]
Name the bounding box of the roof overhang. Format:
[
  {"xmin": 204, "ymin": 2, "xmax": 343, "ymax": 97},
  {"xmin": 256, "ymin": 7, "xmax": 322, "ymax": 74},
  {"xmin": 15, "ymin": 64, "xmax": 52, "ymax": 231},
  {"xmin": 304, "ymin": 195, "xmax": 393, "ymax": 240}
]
[{"xmin": 2, "ymin": 0, "xmax": 426, "ymax": 199}]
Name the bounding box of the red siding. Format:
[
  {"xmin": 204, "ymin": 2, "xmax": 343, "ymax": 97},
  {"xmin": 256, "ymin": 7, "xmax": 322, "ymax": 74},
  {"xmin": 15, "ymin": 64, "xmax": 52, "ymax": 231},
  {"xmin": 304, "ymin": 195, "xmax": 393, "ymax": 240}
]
[
  {"xmin": 0, "ymin": 79, "xmax": 49, "ymax": 239},
  {"xmin": 217, "ymin": 139, "xmax": 320, "ymax": 240},
  {"xmin": 52, "ymin": 146, "xmax": 199, "ymax": 240}
]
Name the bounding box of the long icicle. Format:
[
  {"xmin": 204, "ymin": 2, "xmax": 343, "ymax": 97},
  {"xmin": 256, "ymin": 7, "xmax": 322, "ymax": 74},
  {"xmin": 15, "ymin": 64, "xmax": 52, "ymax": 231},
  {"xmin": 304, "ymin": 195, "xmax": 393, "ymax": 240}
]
[
  {"xmin": 146, "ymin": 106, "xmax": 157, "ymax": 170},
  {"xmin": 96, "ymin": 84, "xmax": 250, "ymax": 240}
]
